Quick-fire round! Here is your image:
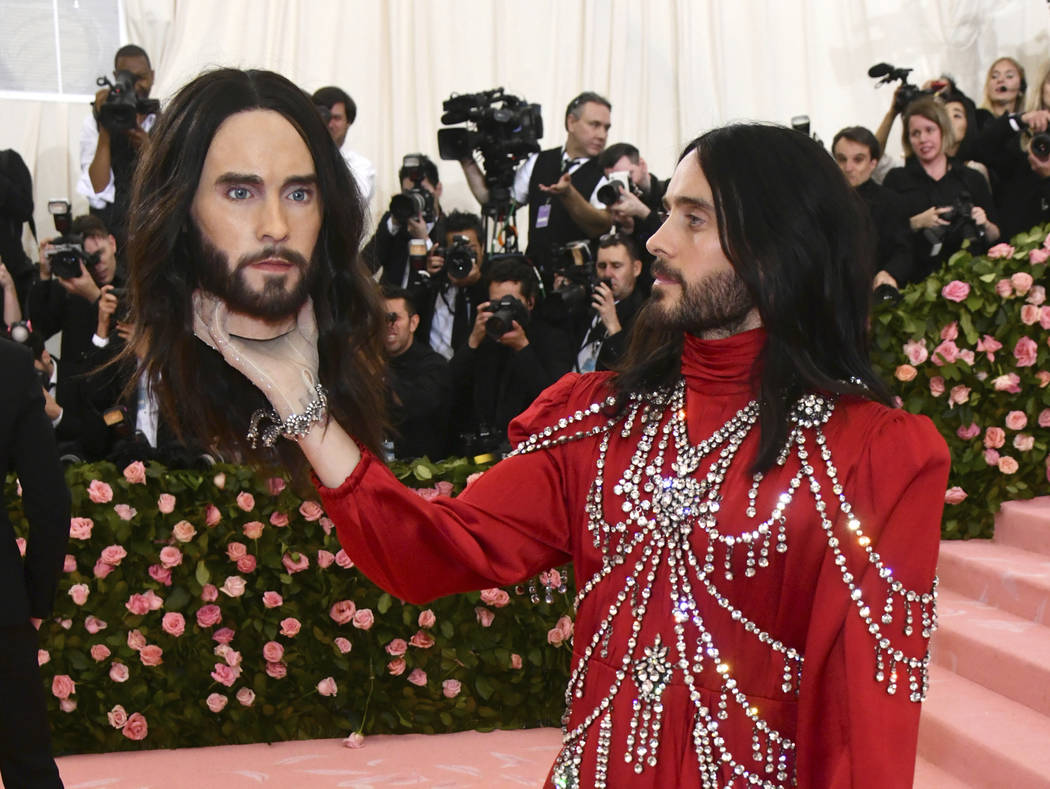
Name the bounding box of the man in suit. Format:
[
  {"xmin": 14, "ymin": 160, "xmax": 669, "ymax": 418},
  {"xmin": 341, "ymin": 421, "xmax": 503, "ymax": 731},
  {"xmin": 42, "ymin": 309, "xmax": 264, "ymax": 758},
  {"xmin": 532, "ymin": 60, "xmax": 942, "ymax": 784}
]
[{"xmin": 0, "ymin": 338, "xmax": 70, "ymax": 787}]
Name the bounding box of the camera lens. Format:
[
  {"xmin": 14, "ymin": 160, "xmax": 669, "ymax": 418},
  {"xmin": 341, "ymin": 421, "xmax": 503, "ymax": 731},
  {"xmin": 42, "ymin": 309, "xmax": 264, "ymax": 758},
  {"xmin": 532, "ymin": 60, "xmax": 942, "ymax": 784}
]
[{"xmin": 1032, "ymin": 133, "xmax": 1050, "ymax": 162}]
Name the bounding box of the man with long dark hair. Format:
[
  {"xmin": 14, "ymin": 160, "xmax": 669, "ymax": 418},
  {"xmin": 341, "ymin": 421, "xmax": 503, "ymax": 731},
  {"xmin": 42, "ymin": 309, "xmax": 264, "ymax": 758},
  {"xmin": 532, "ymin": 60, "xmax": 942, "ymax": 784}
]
[{"xmin": 194, "ymin": 122, "xmax": 949, "ymax": 786}]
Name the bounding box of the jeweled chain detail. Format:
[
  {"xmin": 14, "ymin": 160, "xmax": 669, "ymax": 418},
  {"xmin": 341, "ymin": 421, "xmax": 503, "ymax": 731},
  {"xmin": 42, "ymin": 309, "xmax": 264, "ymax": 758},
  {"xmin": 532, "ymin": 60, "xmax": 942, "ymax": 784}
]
[{"xmin": 514, "ymin": 382, "xmax": 937, "ymax": 788}]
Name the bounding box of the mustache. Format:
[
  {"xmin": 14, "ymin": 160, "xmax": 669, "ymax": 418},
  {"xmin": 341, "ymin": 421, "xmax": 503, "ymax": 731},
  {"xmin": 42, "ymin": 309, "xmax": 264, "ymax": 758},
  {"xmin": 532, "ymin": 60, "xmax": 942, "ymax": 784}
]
[
  {"xmin": 651, "ymin": 258, "xmax": 683, "ymax": 284},
  {"xmin": 234, "ymin": 247, "xmax": 310, "ymax": 271}
]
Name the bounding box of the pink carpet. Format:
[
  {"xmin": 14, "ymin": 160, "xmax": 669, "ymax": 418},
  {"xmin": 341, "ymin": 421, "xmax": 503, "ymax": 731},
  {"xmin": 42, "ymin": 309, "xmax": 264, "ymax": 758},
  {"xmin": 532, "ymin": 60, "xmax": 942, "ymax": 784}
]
[{"xmin": 55, "ymin": 728, "xmax": 563, "ymax": 788}]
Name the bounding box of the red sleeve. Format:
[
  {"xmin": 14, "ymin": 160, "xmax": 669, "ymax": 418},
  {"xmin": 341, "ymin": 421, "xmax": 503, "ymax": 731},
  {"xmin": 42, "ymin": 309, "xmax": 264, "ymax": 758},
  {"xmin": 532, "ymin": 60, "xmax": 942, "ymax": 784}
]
[
  {"xmin": 796, "ymin": 407, "xmax": 950, "ymax": 788},
  {"xmin": 317, "ymin": 373, "xmax": 601, "ymax": 604}
]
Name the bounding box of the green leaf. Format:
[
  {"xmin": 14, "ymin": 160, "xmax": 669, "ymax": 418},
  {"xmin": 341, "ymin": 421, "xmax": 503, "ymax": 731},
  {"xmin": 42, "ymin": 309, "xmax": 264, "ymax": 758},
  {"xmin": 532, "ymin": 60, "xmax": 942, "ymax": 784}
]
[
  {"xmin": 195, "ymin": 561, "xmax": 211, "ymax": 586},
  {"xmin": 377, "ymin": 593, "xmax": 393, "ymax": 614}
]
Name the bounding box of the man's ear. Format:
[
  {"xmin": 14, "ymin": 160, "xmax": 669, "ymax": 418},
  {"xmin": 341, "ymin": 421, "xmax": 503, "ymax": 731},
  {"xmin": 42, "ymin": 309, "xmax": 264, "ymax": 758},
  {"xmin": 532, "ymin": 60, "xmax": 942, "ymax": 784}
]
[
  {"xmin": 631, "ymin": 259, "xmax": 642, "ymax": 278},
  {"xmin": 409, "ymin": 313, "xmax": 420, "ymax": 333}
]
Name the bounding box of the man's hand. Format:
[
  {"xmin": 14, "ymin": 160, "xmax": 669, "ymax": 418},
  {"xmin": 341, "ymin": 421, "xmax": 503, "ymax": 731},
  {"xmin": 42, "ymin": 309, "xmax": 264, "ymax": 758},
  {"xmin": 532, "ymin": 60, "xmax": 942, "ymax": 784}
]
[
  {"xmin": 426, "ymin": 249, "xmax": 445, "ymax": 275},
  {"xmin": 538, "ymin": 173, "xmax": 573, "ymax": 197},
  {"xmin": 56, "ymin": 261, "xmax": 102, "ymax": 304},
  {"xmin": 467, "ymin": 302, "xmax": 490, "ymax": 349},
  {"xmin": 38, "ymin": 240, "xmax": 54, "ymax": 280},
  {"xmin": 612, "ymin": 190, "xmax": 650, "ymax": 220},
  {"xmin": 496, "ymin": 321, "xmax": 529, "ymax": 351},
  {"xmin": 127, "ymin": 127, "xmax": 150, "ymax": 151},
  {"xmin": 591, "ymin": 281, "xmax": 621, "ymax": 335},
  {"xmin": 971, "ymin": 205, "xmax": 990, "ymax": 228},
  {"xmin": 42, "ymin": 387, "xmax": 62, "ymax": 422},
  {"xmin": 1021, "ymin": 109, "xmax": 1050, "ymax": 133},
  {"xmin": 96, "ymin": 284, "xmax": 119, "ymax": 338},
  {"xmin": 93, "ymin": 86, "xmax": 111, "ymax": 114},
  {"xmin": 406, "ymin": 214, "xmax": 429, "ymax": 240}
]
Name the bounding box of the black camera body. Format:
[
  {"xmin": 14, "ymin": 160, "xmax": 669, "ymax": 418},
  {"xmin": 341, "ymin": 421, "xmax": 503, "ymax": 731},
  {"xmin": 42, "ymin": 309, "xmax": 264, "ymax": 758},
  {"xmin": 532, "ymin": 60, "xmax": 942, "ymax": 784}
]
[
  {"xmin": 96, "ymin": 71, "xmax": 160, "ymax": 133},
  {"xmin": 868, "ymin": 62, "xmax": 938, "ymax": 114},
  {"xmin": 483, "ymin": 294, "xmax": 530, "ymax": 340},
  {"xmin": 45, "ymin": 199, "xmax": 99, "ymax": 279},
  {"xmin": 546, "ymin": 241, "xmax": 601, "ymax": 315},
  {"xmin": 437, "ymin": 87, "xmax": 543, "ymax": 216},
  {"xmin": 444, "ymin": 234, "xmax": 477, "ymax": 280},
  {"xmin": 390, "ymin": 154, "xmax": 437, "ymax": 224},
  {"xmin": 923, "ymin": 192, "xmax": 984, "ymax": 251}
]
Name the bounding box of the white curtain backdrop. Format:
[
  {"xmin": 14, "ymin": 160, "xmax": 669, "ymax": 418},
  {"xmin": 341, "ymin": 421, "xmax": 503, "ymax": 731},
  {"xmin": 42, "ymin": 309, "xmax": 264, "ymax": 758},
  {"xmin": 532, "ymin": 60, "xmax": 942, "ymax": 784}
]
[{"xmin": 1, "ymin": 0, "xmax": 1048, "ymax": 255}]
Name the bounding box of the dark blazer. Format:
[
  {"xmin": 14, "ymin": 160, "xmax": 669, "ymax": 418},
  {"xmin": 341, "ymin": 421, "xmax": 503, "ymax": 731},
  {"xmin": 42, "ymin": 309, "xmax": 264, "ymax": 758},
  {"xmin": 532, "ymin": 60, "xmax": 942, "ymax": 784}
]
[{"xmin": 0, "ymin": 340, "xmax": 70, "ymax": 626}]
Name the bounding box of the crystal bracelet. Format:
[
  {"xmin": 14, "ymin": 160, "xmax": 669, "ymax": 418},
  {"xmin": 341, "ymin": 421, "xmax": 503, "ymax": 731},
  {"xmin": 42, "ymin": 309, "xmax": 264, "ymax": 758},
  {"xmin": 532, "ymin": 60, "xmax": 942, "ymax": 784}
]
[{"xmin": 246, "ymin": 384, "xmax": 329, "ymax": 448}]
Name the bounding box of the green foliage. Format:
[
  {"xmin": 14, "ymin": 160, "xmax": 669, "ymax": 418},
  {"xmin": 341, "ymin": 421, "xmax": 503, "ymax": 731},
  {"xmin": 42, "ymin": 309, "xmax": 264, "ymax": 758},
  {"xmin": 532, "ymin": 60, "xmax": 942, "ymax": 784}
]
[
  {"xmin": 6, "ymin": 458, "xmax": 574, "ymax": 755},
  {"xmin": 869, "ymin": 227, "xmax": 1050, "ymax": 539}
]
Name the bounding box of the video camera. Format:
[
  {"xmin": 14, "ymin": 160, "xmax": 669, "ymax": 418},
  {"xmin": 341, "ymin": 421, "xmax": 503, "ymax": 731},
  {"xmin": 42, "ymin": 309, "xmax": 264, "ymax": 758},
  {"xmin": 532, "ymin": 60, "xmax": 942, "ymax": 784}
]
[
  {"xmin": 868, "ymin": 62, "xmax": 943, "ymax": 115},
  {"xmin": 95, "ymin": 71, "xmax": 160, "ymax": 133},
  {"xmin": 390, "ymin": 154, "xmax": 438, "ymax": 224},
  {"xmin": 45, "ymin": 200, "xmax": 100, "ymax": 280},
  {"xmin": 437, "ymin": 88, "xmax": 543, "ymax": 217}
]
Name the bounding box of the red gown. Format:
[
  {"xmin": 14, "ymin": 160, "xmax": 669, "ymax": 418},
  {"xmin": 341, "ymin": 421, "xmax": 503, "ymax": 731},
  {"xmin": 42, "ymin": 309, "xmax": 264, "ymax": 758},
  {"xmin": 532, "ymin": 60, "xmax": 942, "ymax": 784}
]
[{"xmin": 318, "ymin": 329, "xmax": 950, "ymax": 788}]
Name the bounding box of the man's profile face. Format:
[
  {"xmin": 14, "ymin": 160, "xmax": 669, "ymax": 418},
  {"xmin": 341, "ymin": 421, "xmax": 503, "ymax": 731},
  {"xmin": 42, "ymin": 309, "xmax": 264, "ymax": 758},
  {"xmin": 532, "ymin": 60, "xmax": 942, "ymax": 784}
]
[
  {"xmin": 596, "ymin": 244, "xmax": 641, "ymax": 301},
  {"xmin": 832, "ymin": 138, "xmax": 878, "ymax": 188},
  {"xmin": 383, "ymin": 297, "xmax": 417, "ymax": 357},
  {"xmin": 190, "ymin": 109, "xmax": 322, "ymax": 322},
  {"xmin": 488, "ymin": 279, "xmax": 533, "ymax": 313},
  {"xmin": 646, "ymin": 152, "xmax": 756, "ymax": 336},
  {"xmin": 566, "ymin": 102, "xmax": 611, "ymax": 158},
  {"xmin": 327, "ymin": 101, "xmax": 349, "ymax": 147},
  {"xmin": 114, "ymin": 54, "xmax": 154, "ymax": 100},
  {"xmin": 445, "ymin": 227, "xmax": 483, "ymax": 286},
  {"xmin": 84, "ymin": 233, "xmax": 118, "ymax": 286}
]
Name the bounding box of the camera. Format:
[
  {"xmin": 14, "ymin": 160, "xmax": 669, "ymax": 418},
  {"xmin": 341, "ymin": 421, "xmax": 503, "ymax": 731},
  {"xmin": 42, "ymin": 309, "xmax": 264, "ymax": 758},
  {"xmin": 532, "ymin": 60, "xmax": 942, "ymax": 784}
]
[
  {"xmin": 457, "ymin": 424, "xmax": 504, "ymax": 457},
  {"xmin": 546, "ymin": 241, "xmax": 600, "ymax": 315},
  {"xmin": 95, "ymin": 71, "xmax": 160, "ymax": 133},
  {"xmin": 437, "ymin": 87, "xmax": 543, "ymax": 216},
  {"xmin": 868, "ymin": 62, "xmax": 939, "ymax": 114},
  {"xmin": 923, "ymin": 191, "xmax": 984, "ymax": 253},
  {"xmin": 1031, "ymin": 133, "xmax": 1050, "ymax": 162},
  {"xmin": 390, "ymin": 154, "xmax": 437, "ymax": 224},
  {"xmin": 45, "ymin": 200, "xmax": 99, "ymax": 280},
  {"xmin": 597, "ymin": 171, "xmax": 632, "ymax": 207},
  {"xmin": 443, "ymin": 234, "xmax": 477, "ymax": 280},
  {"xmin": 483, "ymin": 294, "xmax": 530, "ymax": 340}
]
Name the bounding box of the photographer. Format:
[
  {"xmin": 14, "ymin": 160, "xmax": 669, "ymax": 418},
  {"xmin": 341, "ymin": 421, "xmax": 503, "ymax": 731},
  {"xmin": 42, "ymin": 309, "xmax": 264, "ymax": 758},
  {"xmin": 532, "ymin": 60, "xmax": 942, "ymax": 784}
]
[
  {"xmin": 311, "ymin": 85, "xmax": 376, "ymax": 206},
  {"xmin": 414, "ymin": 210, "xmax": 489, "ymax": 360},
  {"xmin": 361, "ymin": 154, "xmax": 446, "ymax": 290},
  {"xmin": 883, "ymin": 98, "xmax": 999, "ymax": 284},
  {"xmin": 573, "ymin": 232, "xmax": 647, "ymax": 373},
  {"xmin": 598, "ymin": 142, "xmax": 665, "ymax": 273},
  {"xmin": 448, "ymin": 257, "xmax": 573, "ymax": 456},
  {"xmin": 0, "ymin": 147, "xmax": 35, "ymax": 310},
  {"xmin": 77, "ymin": 45, "xmax": 158, "ymax": 248},
  {"xmin": 381, "ymin": 286, "xmax": 450, "ymax": 460},
  {"xmin": 996, "ymin": 132, "xmax": 1050, "ymax": 239},
  {"xmin": 459, "ymin": 92, "xmax": 613, "ymax": 280},
  {"xmin": 831, "ymin": 127, "xmax": 914, "ymax": 288}
]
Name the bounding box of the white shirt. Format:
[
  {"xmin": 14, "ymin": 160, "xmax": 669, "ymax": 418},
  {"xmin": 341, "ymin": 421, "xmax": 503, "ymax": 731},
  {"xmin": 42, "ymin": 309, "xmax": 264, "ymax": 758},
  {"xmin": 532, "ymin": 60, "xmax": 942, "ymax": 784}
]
[
  {"xmin": 77, "ymin": 113, "xmax": 157, "ymax": 208},
  {"xmin": 428, "ymin": 284, "xmax": 459, "ymax": 360},
  {"xmin": 511, "ymin": 149, "xmax": 610, "ymax": 209},
  {"xmin": 340, "ymin": 140, "xmax": 376, "ymax": 206}
]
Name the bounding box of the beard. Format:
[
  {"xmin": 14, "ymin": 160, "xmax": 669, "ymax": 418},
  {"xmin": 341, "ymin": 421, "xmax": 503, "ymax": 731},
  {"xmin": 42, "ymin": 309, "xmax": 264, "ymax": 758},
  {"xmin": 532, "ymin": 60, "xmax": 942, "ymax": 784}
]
[
  {"xmin": 190, "ymin": 227, "xmax": 317, "ymax": 321},
  {"xmin": 649, "ymin": 258, "xmax": 755, "ymax": 336}
]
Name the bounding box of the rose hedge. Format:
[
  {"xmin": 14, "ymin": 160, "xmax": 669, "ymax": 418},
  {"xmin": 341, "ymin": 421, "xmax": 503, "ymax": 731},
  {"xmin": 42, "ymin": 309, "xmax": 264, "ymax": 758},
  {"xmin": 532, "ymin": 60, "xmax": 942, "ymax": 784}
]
[
  {"xmin": 6, "ymin": 456, "xmax": 575, "ymax": 755},
  {"xmin": 870, "ymin": 223, "xmax": 1050, "ymax": 539}
]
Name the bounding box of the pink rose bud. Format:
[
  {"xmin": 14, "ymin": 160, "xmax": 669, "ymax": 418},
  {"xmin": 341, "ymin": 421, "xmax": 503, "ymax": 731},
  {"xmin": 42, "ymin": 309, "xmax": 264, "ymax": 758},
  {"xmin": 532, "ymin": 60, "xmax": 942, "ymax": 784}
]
[
  {"xmin": 91, "ymin": 644, "xmax": 111, "ymax": 662},
  {"xmin": 63, "ymin": 554, "xmax": 76, "ymax": 573},
  {"xmin": 236, "ymin": 688, "xmax": 256, "ymax": 707},
  {"xmin": 387, "ymin": 657, "xmax": 406, "ymax": 675},
  {"xmin": 243, "ymin": 521, "xmax": 264, "ymax": 539},
  {"xmin": 87, "ymin": 480, "xmax": 114, "ymax": 504},
  {"xmin": 894, "ymin": 364, "xmax": 917, "ymax": 382},
  {"xmin": 201, "ymin": 584, "xmax": 219, "ymax": 602},
  {"xmin": 210, "ymin": 663, "xmax": 241, "ymax": 687},
  {"xmin": 330, "ymin": 600, "xmax": 357, "ymax": 625},
  {"xmin": 407, "ymin": 669, "xmax": 428, "ymax": 687},
  {"xmin": 13, "ymin": 537, "xmax": 25, "ymax": 557},
  {"xmin": 38, "ymin": 649, "xmax": 50, "ymax": 666},
  {"xmin": 262, "ymin": 591, "xmax": 283, "ymax": 608},
  {"xmin": 998, "ymin": 455, "xmax": 1020, "ymax": 474},
  {"xmin": 125, "ymin": 594, "xmax": 151, "ymax": 616},
  {"xmin": 343, "ymin": 732, "xmax": 365, "ymax": 749},
  {"xmin": 162, "ymin": 612, "xmax": 185, "ymax": 637},
  {"xmin": 1005, "ymin": 410, "xmax": 1028, "ymax": 431},
  {"xmin": 956, "ymin": 423, "xmax": 980, "ymax": 440},
  {"xmin": 317, "ymin": 549, "xmax": 335, "ymax": 568},
  {"xmin": 236, "ymin": 492, "xmax": 255, "ymax": 512},
  {"xmin": 60, "ymin": 699, "xmax": 77, "ymax": 713},
  {"xmin": 148, "ymin": 564, "xmax": 172, "ymax": 585},
  {"xmin": 113, "ymin": 504, "xmax": 137, "ymax": 521},
  {"xmin": 262, "ymin": 641, "xmax": 284, "ymax": 663},
  {"xmin": 334, "ymin": 637, "xmax": 352, "ymax": 654},
  {"xmin": 172, "ymin": 520, "xmax": 197, "ymax": 542},
  {"xmin": 109, "ymin": 662, "xmax": 129, "ymax": 683},
  {"xmin": 279, "ymin": 618, "xmax": 301, "ymax": 637},
  {"xmin": 205, "ymin": 504, "xmax": 222, "ymax": 527},
  {"xmin": 226, "ymin": 541, "xmax": 247, "ymax": 561},
  {"xmin": 157, "ymin": 493, "xmax": 176, "ymax": 514},
  {"xmin": 212, "ymin": 627, "xmax": 235, "ymax": 644},
  {"xmin": 409, "ymin": 630, "xmax": 435, "ymax": 649},
  {"xmin": 1030, "ymin": 247, "xmax": 1050, "ymax": 264},
  {"xmin": 265, "ymin": 661, "xmax": 288, "ymax": 679},
  {"xmin": 547, "ymin": 627, "xmax": 565, "ymax": 646},
  {"xmin": 902, "ymin": 339, "xmax": 928, "ymax": 365},
  {"xmin": 992, "ymin": 373, "xmax": 1022, "ymax": 393},
  {"xmin": 126, "ymin": 629, "xmax": 146, "ymax": 651},
  {"xmin": 335, "ymin": 550, "xmax": 354, "ymax": 569},
  {"xmin": 988, "ymin": 243, "xmax": 1016, "ymax": 259},
  {"xmin": 510, "ymin": 653, "xmax": 523, "ymax": 669},
  {"xmin": 385, "ymin": 639, "xmax": 408, "ymax": 656},
  {"xmin": 100, "ymin": 545, "xmax": 127, "ymax": 566},
  {"xmin": 282, "ymin": 552, "xmax": 309, "ymax": 573},
  {"xmin": 316, "ymin": 677, "xmax": 339, "ymax": 697},
  {"xmin": 1028, "ymin": 284, "xmax": 1047, "ymax": 305},
  {"xmin": 1039, "ymin": 408, "xmax": 1050, "ymax": 427},
  {"xmin": 320, "ymin": 517, "xmax": 334, "ymax": 535},
  {"xmin": 931, "ymin": 340, "xmax": 959, "ymax": 366},
  {"xmin": 206, "ymin": 693, "xmax": 228, "ymax": 713},
  {"xmin": 270, "ymin": 511, "xmax": 289, "ymax": 527},
  {"xmin": 1011, "ymin": 271, "xmax": 1034, "ymax": 295},
  {"xmin": 267, "ymin": 477, "xmax": 286, "ymax": 496},
  {"xmin": 299, "ymin": 500, "xmax": 324, "ymax": 521},
  {"xmin": 122, "ymin": 712, "xmax": 148, "ymax": 741},
  {"xmin": 1014, "ymin": 433, "xmax": 1035, "ymax": 452},
  {"xmin": 556, "ymin": 615, "xmax": 574, "ymax": 639},
  {"xmin": 996, "ymin": 278, "xmax": 1014, "ymax": 298},
  {"xmin": 939, "ymin": 321, "xmax": 958, "ymax": 341},
  {"xmin": 159, "ymin": 546, "xmax": 183, "ymax": 569},
  {"xmin": 196, "ymin": 605, "xmax": 222, "ymax": 628},
  {"xmin": 984, "ymin": 427, "xmax": 1006, "ymax": 448},
  {"xmin": 108, "ymin": 704, "xmax": 128, "ymax": 728},
  {"xmin": 213, "ymin": 472, "xmax": 226, "ymax": 489},
  {"xmin": 236, "ymin": 555, "xmax": 257, "ymax": 573},
  {"xmin": 418, "ymin": 609, "xmax": 436, "ymax": 629},
  {"xmin": 139, "ymin": 645, "xmax": 163, "ymax": 666},
  {"xmin": 1014, "ymin": 336, "xmax": 1038, "ymax": 367},
  {"xmin": 479, "ymin": 588, "xmax": 511, "ymax": 607},
  {"xmin": 123, "ymin": 461, "xmax": 146, "ymax": 484},
  {"xmin": 1022, "ymin": 304, "xmax": 1041, "ymax": 325},
  {"xmin": 475, "ymin": 607, "xmax": 495, "ymax": 628},
  {"xmin": 351, "ymin": 608, "xmax": 374, "ymax": 630},
  {"xmin": 941, "ymin": 280, "xmax": 971, "ymax": 302},
  {"xmin": 84, "ymin": 615, "xmax": 108, "ymax": 634},
  {"xmin": 442, "ymin": 679, "xmax": 462, "ymax": 698},
  {"xmin": 1038, "ymin": 371, "xmax": 1050, "ymax": 388},
  {"xmin": 68, "ymin": 583, "xmax": 89, "ymax": 606},
  {"xmin": 948, "ymin": 385, "xmax": 970, "ymax": 405}
]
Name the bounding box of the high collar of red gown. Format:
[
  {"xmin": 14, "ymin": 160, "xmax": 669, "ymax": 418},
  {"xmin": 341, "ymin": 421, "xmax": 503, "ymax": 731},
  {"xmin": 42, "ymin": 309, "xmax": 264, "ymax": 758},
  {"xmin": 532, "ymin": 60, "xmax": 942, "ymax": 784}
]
[{"xmin": 680, "ymin": 327, "xmax": 766, "ymax": 397}]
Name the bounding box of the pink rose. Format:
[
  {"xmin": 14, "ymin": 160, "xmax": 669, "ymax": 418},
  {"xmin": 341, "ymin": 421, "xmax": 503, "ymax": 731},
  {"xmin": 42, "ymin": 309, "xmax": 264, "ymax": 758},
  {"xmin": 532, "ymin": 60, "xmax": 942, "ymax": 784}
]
[
  {"xmin": 159, "ymin": 546, "xmax": 183, "ymax": 569},
  {"xmin": 556, "ymin": 615, "xmax": 574, "ymax": 639},
  {"xmin": 317, "ymin": 677, "xmax": 339, "ymax": 697},
  {"xmin": 475, "ymin": 607, "xmax": 495, "ymax": 628},
  {"xmin": 236, "ymin": 555, "xmax": 256, "ymax": 574},
  {"xmin": 139, "ymin": 645, "xmax": 163, "ymax": 666},
  {"xmin": 1029, "ymin": 285, "xmax": 1047, "ymax": 306},
  {"xmin": 206, "ymin": 693, "xmax": 228, "ymax": 713},
  {"xmin": 125, "ymin": 594, "xmax": 151, "ymax": 616},
  {"xmin": 387, "ymin": 658, "xmax": 406, "ymax": 675},
  {"xmin": 334, "ymin": 637, "xmax": 352, "ymax": 654},
  {"xmin": 1030, "ymin": 247, "xmax": 1050, "ymax": 265},
  {"xmin": 1005, "ymin": 410, "xmax": 1029, "ymax": 430},
  {"xmin": 988, "ymin": 242, "xmax": 1016, "ymax": 259},
  {"xmin": 958, "ymin": 349, "xmax": 975, "ymax": 366},
  {"xmin": 948, "ymin": 385, "xmax": 970, "ymax": 405},
  {"xmin": 220, "ymin": 576, "xmax": 246, "ymax": 598},
  {"xmin": 87, "ymin": 480, "xmax": 113, "ymax": 503},
  {"xmin": 993, "ymin": 373, "xmax": 1022, "ymax": 393},
  {"xmin": 127, "ymin": 629, "xmax": 146, "ymax": 651},
  {"xmin": 932, "ymin": 340, "xmax": 959, "ymax": 366},
  {"xmin": 407, "ymin": 669, "xmax": 427, "ymax": 687},
  {"xmin": 262, "ymin": 641, "xmax": 284, "ymax": 662},
  {"xmin": 100, "ymin": 544, "xmax": 127, "ymax": 566},
  {"xmin": 442, "ymin": 679, "xmax": 462, "ymax": 698},
  {"xmin": 1039, "ymin": 408, "xmax": 1050, "ymax": 427},
  {"xmin": 63, "ymin": 554, "xmax": 76, "ymax": 573},
  {"xmin": 410, "ymin": 630, "xmax": 435, "ymax": 649},
  {"xmin": 941, "ymin": 280, "xmax": 971, "ymax": 302},
  {"xmin": 928, "ymin": 376, "xmax": 945, "ymax": 397},
  {"xmin": 196, "ymin": 605, "xmax": 222, "ymax": 628},
  {"xmin": 330, "ymin": 600, "xmax": 357, "ymax": 625},
  {"xmin": 984, "ymin": 448, "xmax": 1001, "ymax": 466},
  {"xmin": 236, "ymin": 491, "xmax": 255, "ymax": 512},
  {"xmin": 93, "ymin": 560, "xmax": 113, "ymax": 579},
  {"xmin": 243, "ymin": 521, "xmax": 264, "ymax": 539},
  {"xmin": 996, "ymin": 278, "xmax": 1014, "ymax": 298},
  {"xmin": 262, "ymin": 591, "xmax": 283, "ymax": 608},
  {"xmin": 109, "ymin": 662, "xmax": 130, "ymax": 682},
  {"xmin": 1014, "ymin": 433, "xmax": 1035, "ymax": 451},
  {"xmin": 84, "ymin": 616, "xmax": 107, "ymax": 634},
  {"xmin": 205, "ymin": 504, "xmax": 221, "ymax": 527},
  {"xmin": 977, "ymin": 334, "xmax": 1003, "ymax": 361},
  {"xmin": 317, "ymin": 549, "xmax": 335, "ymax": 568},
  {"xmin": 480, "ymin": 588, "xmax": 511, "ymax": 607},
  {"xmin": 38, "ymin": 649, "xmax": 50, "ymax": 666},
  {"xmin": 279, "ymin": 618, "xmax": 301, "ymax": 637},
  {"xmin": 267, "ymin": 477, "xmax": 286, "ymax": 496},
  {"xmin": 984, "ymin": 427, "xmax": 1006, "ymax": 448},
  {"xmin": 58, "ymin": 618, "xmax": 72, "ymax": 630},
  {"xmin": 1014, "ymin": 336, "xmax": 1038, "ymax": 367},
  {"xmin": 282, "ymin": 552, "xmax": 309, "ymax": 573},
  {"xmin": 415, "ymin": 487, "xmax": 440, "ymax": 501},
  {"xmin": 91, "ymin": 644, "xmax": 111, "ymax": 662},
  {"xmin": 123, "ymin": 712, "xmax": 148, "ymax": 741},
  {"xmin": 69, "ymin": 517, "xmax": 93, "ymax": 540},
  {"xmin": 161, "ymin": 612, "xmax": 185, "ymax": 637},
  {"xmin": 143, "ymin": 589, "xmax": 163, "ymax": 610},
  {"xmin": 998, "ymin": 455, "xmax": 1020, "ymax": 474},
  {"xmin": 123, "ymin": 461, "xmax": 146, "ymax": 484},
  {"xmin": 510, "ymin": 653, "xmax": 523, "ymax": 669},
  {"xmin": 1011, "ymin": 271, "xmax": 1034, "ymax": 295},
  {"xmin": 265, "ymin": 661, "xmax": 287, "ymax": 679},
  {"xmin": 385, "ymin": 639, "xmax": 408, "ymax": 656},
  {"xmin": 1042, "ymin": 307, "xmax": 1050, "ymax": 330},
  {"xmin": 464, "ymin": 471, "xmax": 484, "ymax": 490},
  {"xmin": 108, "ymin": 704, "xmax": 128, "ymax": 728},
  {"xmin": 157, "ymin": 493, "xmax": 176, "ymax": 514},
  {"xmin": 344, "ymin": 733, "xmax": 365, "ymax": 749},
  {"xmin": 59, "ymin": 699, "xmax": 77, "ymax": 713},
  {"xmin": 418, "ymin": 609, "xmax": 436, "ymax": 629},
  {"xmin": 213, "ymin": 472, "xmax": 226, "ymax": 489},
  {"xmin": 211, "ymin": 663, "xmax": 241, "ymax": 687},
  {"xmin": 352, "ymin": 608, "xmax": 374, "ymax": 630},
  {"xmin": 236, "ymin": 687, "xmax": 255, "ymax": 707},
  {"xmin": 902, "ymin": 339, "xmax": 929, "ymax": 365},
  {"xmin": 335, "ymin": 550, "xmax": 354, "ymax": 569},
  {"xmin": 201, "ymin": 584, "xmax": 219, "ymax": 602},
  {"xmin": 540, "ymin": 569, "xmax": 563, "ymax": 588},
  {"xmin": 148, "ymin": 564, "xmax": 172, "ymax": 586},
  {"xmin": 1022, "ymin": 304, "xmax": 1042, "ymax": 325},
  {"xmin": 956, "ymin": 423, "xmax": 980, "ymax": 440},
  {"xmin": 320, "ymin": 516, "xmax": 334, "ymax": 535},
  {"xmin": 299, "ymin": 500, "xmax": 324, "ymax": 521},
  {"xmin": 939, "ymin": 321, "xmax": 958, "ymax": 341},
  {"xmin": 68, "ymin": 583, "xmax": 89, "ymax": 606},
  {"xmin": 270, "ymin": 511, "xmax": 289, "ymax": 527},
  {"xmin": 212, "ymin": 627, "xmax": 235, "ymax": 644},
  {"xmin": 113, "ymin": 504, "xmax": 137, "ymax": 521},
  {"xmin": 226, "ymin": 541, "xmax": 247, "ymax": 561},
  {"xmin": 172, "ymin": 520, "xmax": 197, "ymax": 542},
  {"xmin": 547, "ymin": 627, "xmax": 566, "ymax": 646}
]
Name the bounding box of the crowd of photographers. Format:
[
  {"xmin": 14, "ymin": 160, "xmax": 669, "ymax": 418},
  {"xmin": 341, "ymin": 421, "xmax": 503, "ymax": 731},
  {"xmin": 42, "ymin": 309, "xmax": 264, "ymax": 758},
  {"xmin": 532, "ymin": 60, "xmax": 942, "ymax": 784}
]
[{"xmin": 5, "ymin": 47, "xmax": 1050, "ymax": 466}]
